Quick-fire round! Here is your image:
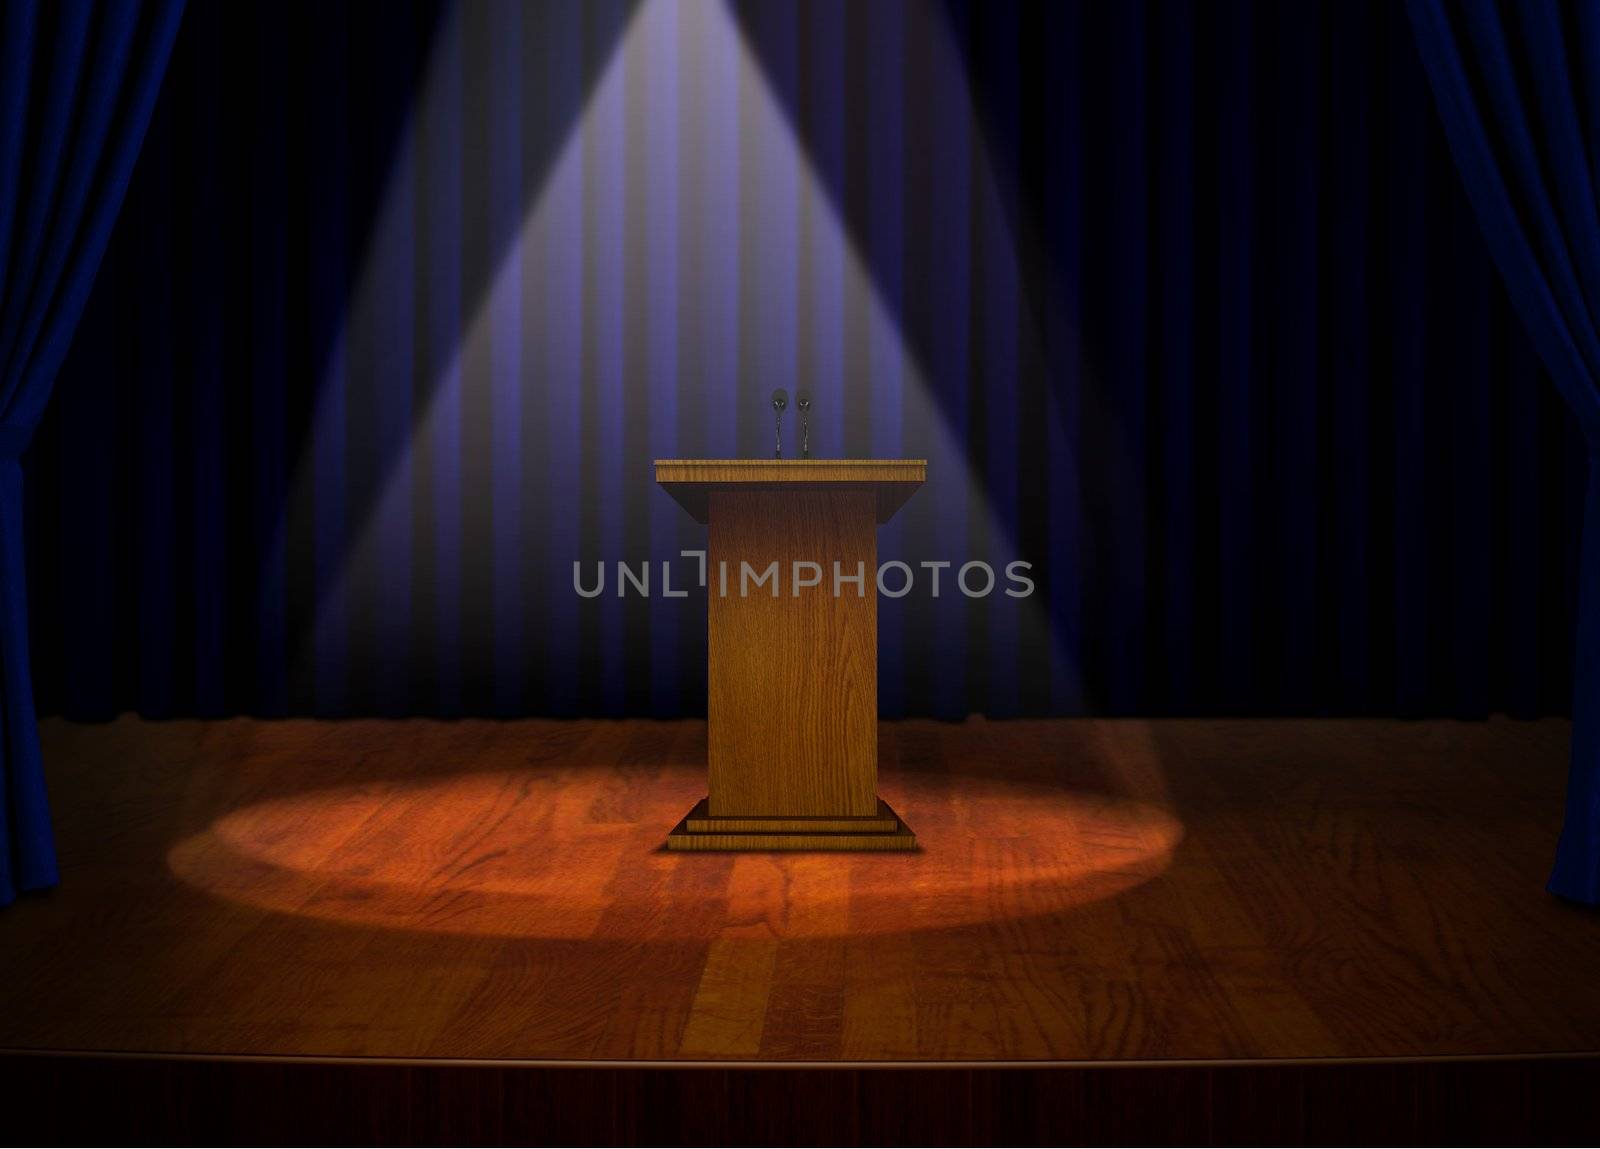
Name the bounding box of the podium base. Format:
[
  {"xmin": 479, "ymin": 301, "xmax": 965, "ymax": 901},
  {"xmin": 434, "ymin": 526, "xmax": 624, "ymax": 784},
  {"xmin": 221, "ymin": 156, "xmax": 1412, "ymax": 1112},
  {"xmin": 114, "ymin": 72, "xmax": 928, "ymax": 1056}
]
[{"xmin": 666, "ymin": 798, "xmax": 917, "ymax": 851}]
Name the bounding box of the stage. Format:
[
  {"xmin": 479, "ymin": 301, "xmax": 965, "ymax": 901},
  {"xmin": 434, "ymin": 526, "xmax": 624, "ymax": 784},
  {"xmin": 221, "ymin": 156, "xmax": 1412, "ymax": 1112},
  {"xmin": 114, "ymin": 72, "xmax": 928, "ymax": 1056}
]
[
  {"xmin": 4, "ymin": 714, "xmax": 1599, "ymax": 1061},
  {"xmin": 3, "ymin": 716, "xmax": 1598, "ymax": 1140}
]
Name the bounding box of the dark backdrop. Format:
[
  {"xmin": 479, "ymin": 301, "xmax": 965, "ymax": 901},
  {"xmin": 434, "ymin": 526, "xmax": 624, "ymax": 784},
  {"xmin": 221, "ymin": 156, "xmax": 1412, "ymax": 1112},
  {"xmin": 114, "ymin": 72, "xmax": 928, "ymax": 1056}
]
[{"xmin": 21, "ymin": 0, "xmax": 1589, "ymax": 720}]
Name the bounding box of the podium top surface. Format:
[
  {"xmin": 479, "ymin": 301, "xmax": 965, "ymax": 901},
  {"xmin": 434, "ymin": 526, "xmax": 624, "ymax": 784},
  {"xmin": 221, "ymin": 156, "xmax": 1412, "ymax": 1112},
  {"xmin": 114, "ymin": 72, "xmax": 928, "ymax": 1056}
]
[{"xmin": 655, "ymin": 458, "xmax": 926, "ymax": 524}]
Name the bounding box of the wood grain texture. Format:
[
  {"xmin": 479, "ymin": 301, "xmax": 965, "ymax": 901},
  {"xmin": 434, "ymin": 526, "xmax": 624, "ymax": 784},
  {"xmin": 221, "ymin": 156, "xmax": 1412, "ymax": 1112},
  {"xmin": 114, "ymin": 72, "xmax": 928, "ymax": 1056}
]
[
  {"xmin": 683, "ymin": 799, "xmax": 901, "ymax": 833},
  {"xmin": 706, "ymin": 489, "xmax": 879, "ymax": 817},
  {"xmin": 655, "ymin": 458, "xmax": 925, "ymax": 523},
  {"xmin": 665, "ymin": 821, "xmax": 915, "ymax": 851},
  {"xmin": 2, "ymin": 716, "xmax": 1599, "ymax": 1063}
]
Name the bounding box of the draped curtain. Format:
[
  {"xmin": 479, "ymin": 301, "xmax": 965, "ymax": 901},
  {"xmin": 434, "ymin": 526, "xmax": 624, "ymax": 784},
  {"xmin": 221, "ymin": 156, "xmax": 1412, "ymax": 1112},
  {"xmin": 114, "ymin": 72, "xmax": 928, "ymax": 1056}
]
[
  {"xmin": 0, "ymin": 0, "xmax": 185, "ymax": 905},
  {"xmin": 29, "ymin": 0, "xmax": 1588, "ymax": 730},
  {"xmin": 1408, "ymin": 0, "xmax": 1600, "ymax": 905}
]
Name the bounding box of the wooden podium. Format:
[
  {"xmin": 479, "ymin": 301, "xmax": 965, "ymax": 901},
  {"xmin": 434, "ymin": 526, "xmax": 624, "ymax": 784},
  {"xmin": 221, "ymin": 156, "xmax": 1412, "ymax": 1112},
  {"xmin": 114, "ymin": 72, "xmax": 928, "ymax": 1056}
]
[{"xmin": 656, "ymin": 459, "xmax": 925, "ymax": 850}]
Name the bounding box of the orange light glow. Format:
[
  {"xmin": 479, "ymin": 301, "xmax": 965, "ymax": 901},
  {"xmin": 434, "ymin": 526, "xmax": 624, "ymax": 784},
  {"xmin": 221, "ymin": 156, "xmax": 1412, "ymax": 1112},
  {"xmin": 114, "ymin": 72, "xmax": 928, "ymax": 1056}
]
[{"xmin": 169, "ymin": 761, "xmax": 1183, "ymax": 941}]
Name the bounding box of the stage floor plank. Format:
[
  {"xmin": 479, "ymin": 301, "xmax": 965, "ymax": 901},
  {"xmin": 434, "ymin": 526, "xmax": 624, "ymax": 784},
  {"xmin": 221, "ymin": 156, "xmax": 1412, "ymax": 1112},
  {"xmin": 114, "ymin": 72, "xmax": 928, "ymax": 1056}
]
[{"xmin": 2, "ymin": 716, "xmax": 1597, "ymax": 1062}]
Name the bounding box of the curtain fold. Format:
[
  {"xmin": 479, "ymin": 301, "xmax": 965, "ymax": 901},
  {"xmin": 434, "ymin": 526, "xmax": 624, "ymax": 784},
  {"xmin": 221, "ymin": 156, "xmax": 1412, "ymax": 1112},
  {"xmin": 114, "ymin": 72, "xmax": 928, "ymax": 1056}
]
[
  {"xmin": 0, "ymin": 0, "xmax": 184, "ymax": 906},
  {"xmin": 1408, "ymin": 0, "xmax": 1600, "ymax": 904}
]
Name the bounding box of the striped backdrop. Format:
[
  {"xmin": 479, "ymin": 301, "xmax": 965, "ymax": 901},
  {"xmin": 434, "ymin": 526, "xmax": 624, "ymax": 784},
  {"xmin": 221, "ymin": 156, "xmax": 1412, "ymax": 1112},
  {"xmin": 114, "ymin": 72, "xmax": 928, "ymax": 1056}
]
[{"xmin": 24, "ymin": 0, "xmax": 1589, "ymax": 719}]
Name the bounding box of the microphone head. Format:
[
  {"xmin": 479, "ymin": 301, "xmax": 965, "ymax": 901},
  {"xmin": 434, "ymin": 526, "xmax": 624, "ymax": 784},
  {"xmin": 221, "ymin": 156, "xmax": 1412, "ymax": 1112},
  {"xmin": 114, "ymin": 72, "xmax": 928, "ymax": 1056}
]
[
  {"xmin": 796, "ymin": 389, "xmax": 812, "ymax": 411},
  {"xmin": 771, "ymin": 388, "xmax": 789, "ymax": 412}
]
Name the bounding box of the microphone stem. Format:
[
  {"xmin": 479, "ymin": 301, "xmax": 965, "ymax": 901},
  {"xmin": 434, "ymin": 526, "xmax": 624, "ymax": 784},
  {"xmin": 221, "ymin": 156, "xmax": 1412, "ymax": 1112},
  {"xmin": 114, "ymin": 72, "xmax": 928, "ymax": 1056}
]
[
  {"xmin": 774, "ymin": 412, "xmax": 783, "ymax": 459},
  {"xmin": 802, "ymin": 415, "xmax": 809, "ymax": 459}
]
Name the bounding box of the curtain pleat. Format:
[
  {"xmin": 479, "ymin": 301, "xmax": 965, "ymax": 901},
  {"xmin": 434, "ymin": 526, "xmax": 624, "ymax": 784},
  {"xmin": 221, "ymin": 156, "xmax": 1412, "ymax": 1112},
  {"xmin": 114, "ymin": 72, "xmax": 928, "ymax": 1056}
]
[
  {"xmin": 1407, "ymin": 0, "xmax": 1600, "ymax": 903},
  {"xmin": 20, "ymin": 0, "xmax": 1589, "ymax": 738},
  {"xmin": 0, "ymin": 0, "xmax": 185, "ymax": 905}
]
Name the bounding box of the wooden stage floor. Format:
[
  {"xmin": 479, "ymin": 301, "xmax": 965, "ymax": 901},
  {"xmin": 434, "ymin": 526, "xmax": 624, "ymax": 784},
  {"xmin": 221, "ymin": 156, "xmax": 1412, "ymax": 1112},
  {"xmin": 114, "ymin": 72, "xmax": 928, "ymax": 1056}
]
[{"xmin": 2, "ymin": 715, "xmax": 1598, "ymax": 1063}]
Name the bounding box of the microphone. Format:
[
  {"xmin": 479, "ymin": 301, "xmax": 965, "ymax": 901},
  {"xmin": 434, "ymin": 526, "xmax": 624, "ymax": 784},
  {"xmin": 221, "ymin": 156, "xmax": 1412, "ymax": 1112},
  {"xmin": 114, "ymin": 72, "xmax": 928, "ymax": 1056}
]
[
  {"xmin": 771, "ymin": 388, "xmax": 789, "ymax": 459},
  {"xmin": 796, "ymin": 389, "xmax": 812, "ymax": 459}
]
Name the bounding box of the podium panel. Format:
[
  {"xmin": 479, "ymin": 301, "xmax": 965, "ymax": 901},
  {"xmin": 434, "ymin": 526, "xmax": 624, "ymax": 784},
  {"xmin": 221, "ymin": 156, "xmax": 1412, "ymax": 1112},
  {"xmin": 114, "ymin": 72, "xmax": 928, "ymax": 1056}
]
[{"xmin": 707, "ymin": 489, "xmax": 878, "ymax": 817}]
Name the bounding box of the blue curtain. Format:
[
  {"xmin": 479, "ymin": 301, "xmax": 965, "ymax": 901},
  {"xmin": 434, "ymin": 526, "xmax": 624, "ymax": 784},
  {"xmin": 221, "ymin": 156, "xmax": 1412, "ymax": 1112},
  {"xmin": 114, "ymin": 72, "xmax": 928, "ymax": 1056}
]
[
  {"xmin": 0, "ymin": 0, "xmax": 184, "ymax": 906},
  {"xmin": 1408, "ymin": 0, "xmax": 1600, "ymax": 905},
  {"xmin": 28, "ymin": 0, "xmax": 1588, "ymax": 727}
]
